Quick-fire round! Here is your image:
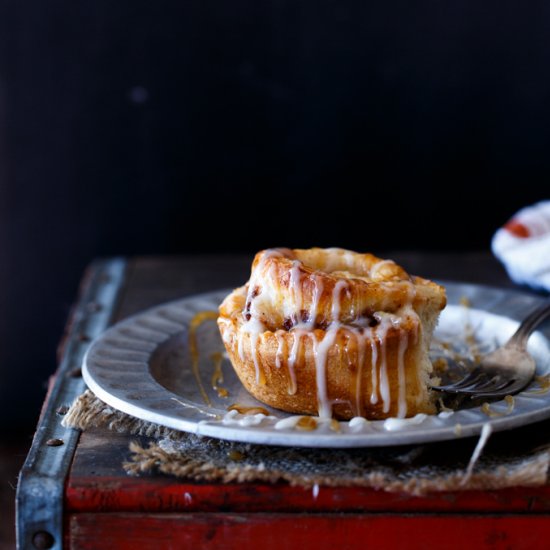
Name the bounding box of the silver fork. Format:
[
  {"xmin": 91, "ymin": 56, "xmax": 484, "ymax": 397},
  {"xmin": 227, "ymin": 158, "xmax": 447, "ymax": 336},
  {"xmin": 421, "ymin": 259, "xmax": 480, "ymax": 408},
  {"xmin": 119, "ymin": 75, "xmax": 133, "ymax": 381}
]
[{"xmin": 432, "ymin": 300, "xmax": 550, "ymax": 399}]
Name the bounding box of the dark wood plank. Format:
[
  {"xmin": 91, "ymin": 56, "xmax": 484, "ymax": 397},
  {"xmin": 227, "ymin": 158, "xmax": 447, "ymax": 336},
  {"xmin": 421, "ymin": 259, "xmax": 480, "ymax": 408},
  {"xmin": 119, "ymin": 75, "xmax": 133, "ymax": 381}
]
[{"xmin": 113, "ymin": 255, "xmax": 253, "ymax": 320}]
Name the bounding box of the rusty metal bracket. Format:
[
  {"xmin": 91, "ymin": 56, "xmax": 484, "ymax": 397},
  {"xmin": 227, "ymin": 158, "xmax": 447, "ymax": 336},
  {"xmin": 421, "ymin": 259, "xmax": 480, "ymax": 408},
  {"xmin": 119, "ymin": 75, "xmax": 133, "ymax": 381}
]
[{"xmin": 16, "ymin": 258, "xmax": 127, "ymax": 550}]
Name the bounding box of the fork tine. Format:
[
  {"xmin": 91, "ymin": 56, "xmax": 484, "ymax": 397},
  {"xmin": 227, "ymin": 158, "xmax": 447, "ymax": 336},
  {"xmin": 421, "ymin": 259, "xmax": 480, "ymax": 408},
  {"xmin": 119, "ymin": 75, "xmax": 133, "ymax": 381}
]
[
  {"xmin": 458, "ymin": 379, "xmax": 515, "ymax": 396},
  {"xmin": 480, "ymin": 379, "xmax": 514, "ymax": 392},
  {"xmin": 469, "ymin": 383, "xmax": 526, "ymax": 400},
  {"xmin": 458, "ymin": 377, "xmax": 500, "ymax": 392},
  {"xmin": 432, "ymin": 299, "xmax": 548, "ymax": 399},
  {"xmin": 434, "ymin": 368, "xmax": 485, "ymax": 392},
  {"xmin": 433, "ymin": 371, "xmax": 514, "ymax": 394}
]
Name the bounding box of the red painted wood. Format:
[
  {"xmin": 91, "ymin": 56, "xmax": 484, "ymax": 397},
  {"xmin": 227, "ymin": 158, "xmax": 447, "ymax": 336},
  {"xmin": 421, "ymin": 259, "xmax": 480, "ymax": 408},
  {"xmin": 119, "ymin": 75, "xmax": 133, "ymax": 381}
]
[
  {"xmin": 65, "ymin": 474, "xmax": 550, "ymax": 514},
  {"xmin": 67, "ymin": 513, "xmax": 550, "ymax": 550}
]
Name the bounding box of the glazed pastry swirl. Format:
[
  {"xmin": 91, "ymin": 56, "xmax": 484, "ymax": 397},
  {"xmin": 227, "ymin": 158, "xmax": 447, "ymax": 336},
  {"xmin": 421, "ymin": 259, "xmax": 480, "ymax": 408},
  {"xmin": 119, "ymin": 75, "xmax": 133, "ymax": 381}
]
[{"xmin": 218, "ymin": 248, "xmax": 446, "ymax": 420}]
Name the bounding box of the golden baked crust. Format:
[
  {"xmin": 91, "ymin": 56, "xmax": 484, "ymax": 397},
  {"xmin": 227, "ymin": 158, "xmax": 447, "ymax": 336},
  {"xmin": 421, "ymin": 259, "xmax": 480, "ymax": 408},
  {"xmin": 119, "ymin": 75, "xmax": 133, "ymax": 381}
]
[{"xmin": 217, "ymin": 248, "xmax": 446, "ymax": 420}]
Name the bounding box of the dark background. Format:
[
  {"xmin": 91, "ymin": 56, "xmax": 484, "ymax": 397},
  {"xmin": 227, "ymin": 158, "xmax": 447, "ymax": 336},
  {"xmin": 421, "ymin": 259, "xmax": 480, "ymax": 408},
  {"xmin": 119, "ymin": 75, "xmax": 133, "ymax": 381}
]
[{"xmin": 0, "ymin": 1, "xmax": 548, "ymax": 441}]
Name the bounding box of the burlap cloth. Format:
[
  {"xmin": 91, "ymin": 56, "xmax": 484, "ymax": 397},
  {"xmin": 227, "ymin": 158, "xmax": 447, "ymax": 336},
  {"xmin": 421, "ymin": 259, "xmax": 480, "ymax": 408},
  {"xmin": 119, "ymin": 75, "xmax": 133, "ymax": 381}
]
[{"xmin": 62, "ymin": 390, "xmax": 550, "ymax": 495}]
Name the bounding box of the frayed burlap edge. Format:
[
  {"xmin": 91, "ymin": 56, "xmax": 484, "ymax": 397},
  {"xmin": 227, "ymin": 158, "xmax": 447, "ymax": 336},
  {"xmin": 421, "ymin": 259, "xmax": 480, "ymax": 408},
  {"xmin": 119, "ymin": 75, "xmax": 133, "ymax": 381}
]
[
  {"xmin": 62, "ymin": 389, "xmax": 183, "ymax": 440},
  {"xmin": 63, "ymin": 390, "xmax": 550, "ymax": 495},
  {"xmin": 123, "ymin": 439, "xmax": 550, "ymax": 496}
]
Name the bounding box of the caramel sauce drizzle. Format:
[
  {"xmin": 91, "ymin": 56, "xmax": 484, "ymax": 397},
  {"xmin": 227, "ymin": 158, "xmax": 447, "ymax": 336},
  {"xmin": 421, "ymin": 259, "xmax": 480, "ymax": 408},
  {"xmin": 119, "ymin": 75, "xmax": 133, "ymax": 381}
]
[
  {"xmin": 296, "ymin": 416, "xmax": 317, "ymax": 430},
  {"xmin": 433, "ymin": 357, "xmax": 450, "ymax": 374},
  {"xmin": 210, "ymin": 351, "xmax": 229, "ymax": 398},
  {"xmin": 228, "ymin": 403, "xmax": 271, "ymax": 416},
  {"xmin": 189, "ymin": 310, "xmax": 220, "ymax": 406},
  {"xmin": 330, "ymin": 419, "xmax": 341, "ymax": 432},
  {"xmin": 481, "ymin": 395, "xmax": 515, "ymax": 417},
  {"xmin": 290, "ymin": 416, "xmax": 338, "ymax": 431},
  {"xmin": 526, "ymin": 374, "xmax": 550, "ymax": 395},
  {"xmin": 464, "ymin": 327, "xmax": 482, "ymax": 363}
]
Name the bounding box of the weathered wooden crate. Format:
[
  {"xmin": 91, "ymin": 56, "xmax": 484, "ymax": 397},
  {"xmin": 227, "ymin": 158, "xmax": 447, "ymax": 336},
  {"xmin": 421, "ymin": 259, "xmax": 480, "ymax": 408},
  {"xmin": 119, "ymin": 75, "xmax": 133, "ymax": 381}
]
[{"xmin": 17, "ymin": 254, "xmax": 550, "ymax": 549}]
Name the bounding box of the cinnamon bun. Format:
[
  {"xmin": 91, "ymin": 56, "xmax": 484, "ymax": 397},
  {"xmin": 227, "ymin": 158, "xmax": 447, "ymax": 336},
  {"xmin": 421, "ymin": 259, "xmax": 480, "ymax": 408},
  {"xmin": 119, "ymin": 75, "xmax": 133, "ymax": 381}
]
[{"xmin": 217, "ymin": 248, "xmax": 446, "ymax": 420}]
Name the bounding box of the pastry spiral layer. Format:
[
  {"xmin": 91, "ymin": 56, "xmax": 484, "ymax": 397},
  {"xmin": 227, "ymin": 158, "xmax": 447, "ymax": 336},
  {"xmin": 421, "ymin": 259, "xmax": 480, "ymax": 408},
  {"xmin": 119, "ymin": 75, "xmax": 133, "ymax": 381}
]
[{"xmin": 217, "ymin": 248, "xmax": 446, "ymax": 420}]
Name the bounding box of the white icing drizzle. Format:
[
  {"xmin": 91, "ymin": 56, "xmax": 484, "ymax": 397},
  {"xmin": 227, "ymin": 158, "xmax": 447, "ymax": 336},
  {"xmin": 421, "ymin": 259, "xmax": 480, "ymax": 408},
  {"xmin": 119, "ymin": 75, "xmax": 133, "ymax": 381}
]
[
  {"xmin": 306, "ymin": 276, "xmax": 323, "ymax": 329},
  {"xmin": 312, "ymin": 326, "xmax": 339, "ymax": 418},
  {"xmin": 273, "ymin": 414, "xmax": 340, "ymax": 431},
  {"xmin": 287, "ymin": 330, "xmax": 308, "ymax": 395},
  {"xmin": 369, "ymin": 331, "xmax": 379, "ymax": 405},
  {"xmin": 238, "ymin": 316, "xmax": 266, "ymax": 384},
  {"xmin": 289, "ymin": 260, "xmax": 303, "ymax": 321},
  {"xmin": 384, "ymin": 413, "xmax": 427, "ymax": 431},
  {"xmin": 462, "ymin": 422, "xmax": 492, "ymax": 485},
  {"xmin": 222, "ymin": 409, "xmax": 275, "ymax": 427},
  {"xmin": 353, "ymin": 328, "xmax": 367, "ymax": 417},
  {"xmin": 349, "ymin": 416, "xmax": 369, "ymax": 431},
  {"xmin": 375, "ymin": 316, "xmax": 392, "ymax": 413},
  {"xmin": 274, "ymin": 415, "xmax": 304, "ymax": 430}
]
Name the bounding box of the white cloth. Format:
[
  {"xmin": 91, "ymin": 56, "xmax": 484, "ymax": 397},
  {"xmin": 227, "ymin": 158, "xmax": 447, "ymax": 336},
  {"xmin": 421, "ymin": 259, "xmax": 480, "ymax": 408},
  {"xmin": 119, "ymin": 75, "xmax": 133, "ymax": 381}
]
[{"xmin": 492, "ymin": 200, "xmax": 550, "ymax": 292}]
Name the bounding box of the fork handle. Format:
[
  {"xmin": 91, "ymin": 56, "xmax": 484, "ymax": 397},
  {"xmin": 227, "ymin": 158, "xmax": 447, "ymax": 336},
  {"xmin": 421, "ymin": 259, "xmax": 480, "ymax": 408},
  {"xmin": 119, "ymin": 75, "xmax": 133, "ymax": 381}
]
[{"xmin": 508, "ymin": 300, "xmax": 550, "ymax": 348}]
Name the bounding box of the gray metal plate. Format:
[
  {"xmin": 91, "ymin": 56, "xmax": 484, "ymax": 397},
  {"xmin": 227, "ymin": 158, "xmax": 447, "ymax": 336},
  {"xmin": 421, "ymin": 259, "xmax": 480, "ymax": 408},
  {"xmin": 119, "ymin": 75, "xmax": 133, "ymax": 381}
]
[{"xmin": 83, "ymin": 282, "xmax": 550, "ymax": 448}]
